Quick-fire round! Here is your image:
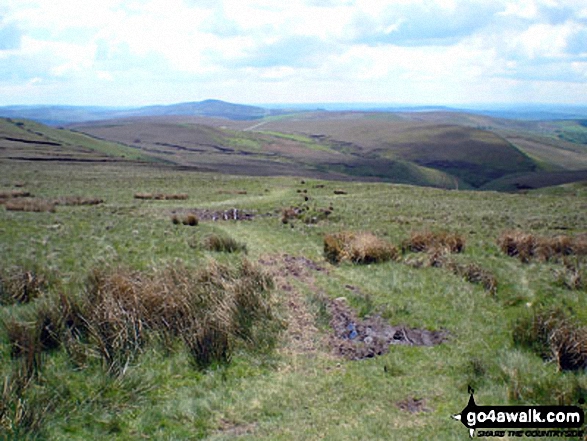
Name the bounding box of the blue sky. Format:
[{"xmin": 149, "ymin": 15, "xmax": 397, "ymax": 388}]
[{"xmin": 0, "ymin": 0, "xmax": 586, "ymax": 106}]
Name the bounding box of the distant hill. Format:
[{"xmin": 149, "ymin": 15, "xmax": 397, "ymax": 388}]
[
  {"xmin": 3, "ymin": 109, "xmax": 587, "ymax": 192},
  {"xmin": 0, "ymin": 100, "xmax": 269, "ymax": 125},
  {"xmin": 125, "ymin": 100, "xmax": 269, "ymax": 120}
]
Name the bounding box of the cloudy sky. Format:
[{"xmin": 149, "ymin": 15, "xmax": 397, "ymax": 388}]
[{"xmin": 0, "ymin": 0, "xmax": 586, "ymax": 106}]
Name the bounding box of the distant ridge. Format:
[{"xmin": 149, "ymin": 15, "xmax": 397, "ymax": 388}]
[
  {"xmin": 2, "ymin": 100, "xmax": 587, "ymax": 125},
  {"xmin": 0, "ymin": 99, "xmax": 269, "ymax": 125},
  {"xmin": 125, "ymin": 99, "xmax": 269, "ymax": 120}
]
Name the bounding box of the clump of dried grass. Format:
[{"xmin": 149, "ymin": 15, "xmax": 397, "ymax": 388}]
[
  {"xmin": 183, "ymin": 214, "xmax": 198, "ymax": 226},
  {"xmin": 498, "ymin": 231, "xmax": 587, "ymax": 263},
  {"xmin": 202, "ymin": 234, "xmax": 247, "ymax": 253},
  {"xmin": 402, "ymin": 230, "xmax": 465, "ymax": 254},
  {"xmin": 0, "ymin": 189, "xmax": 32, "ymax": 202},
  {"xmin": 134, "ymin": 193, "xmax": 188, "ymax": 200},
  {"xmin": 82, "ymin": 259, "xmax": 275, "ymax": 373},
  {"xmin": 404, "ymin": 252, "xmax": 497, "ymax": 294},
  {"xmin": 4, "ymin": 198, "xmax": 56, "ymax": 213},
  {"xmin": 281, "ymin": 207, "xmax": 300, "ymax": 224},
  {"xmin": 0, "ymin": 363, "xmax": 53, "ymax": 436},
  {"xmin": 448, "ymin": 261, "xmax": 498, "ymax": 295},
  {"xmin": 554, "ymin": 260, "xmax": 585, "ymax": 291},
  {"xmin": 324, "ymin": 231, "xmax": 399, "ymax": 264},
  {"xmin": 513, "ymin": 308, "xmax": 587, "ymax": 371},
  {"xmin": 171, "ymin": 213, "xmax": 199, "ymax": 226},
  {"xmin": 0, "ymin": 266, "xmax": 50, "ymax": 305},
  {"xmin": 53, "ymin": 196, "xmax": 104, "ymax": 206}
]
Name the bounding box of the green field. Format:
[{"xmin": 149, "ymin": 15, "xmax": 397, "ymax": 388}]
[{"xmin": 1, "ymin": 149, "xmax": 587, "ymax": 439}]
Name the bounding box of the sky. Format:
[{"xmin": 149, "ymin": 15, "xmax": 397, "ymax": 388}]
[{"xmin": 0, "ymin": 0, "xmax": 586, "ymax": 106}]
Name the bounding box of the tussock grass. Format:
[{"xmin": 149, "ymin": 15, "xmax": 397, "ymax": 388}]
[
  {"xmin": 0, "ymin": 190, "xmax": 32, "ymax": 201},
  {"xmin": 202, "ymin": 234, "xmax": 247, "ymax": 253},
  {"xmin": 554, "ymin": 260, "xmax": 585, "ymax": 290},
  {"xmin": 134, "ymin": 193, "xmax": 188, "ymax": 200},
  {"xmin": 281, "ymin": 205, "xmax": 332, "ymax": 225},
  {"xmin": 498, "ymin": 231, "xmax": 587, "ymax": 263},
  {"xmin": 171, "ymin": 213, "xmax": 199, "ymax": 226},
  {"xmin": 183, "ymin": 213, "xmax": 198, "ymax": 226},
  {"xmin": 0, "ymin": 364, "xmax": 53, "ymax": 437},
  {"xmin": 324, "ymin": 231, "xmax": 399, "ymax": 264},
  {"xmin": 83, "ymin": 259, "xmax": 274, "ymax": 373},
  {"xmin": 402, "ymin": 230, "xmax": 465, "ymax": 254},
  {"xmin": 513, "ymin": 308, "xmax": 587, "ymax": 371},
  {"xmin": 1, "ymin": 259, "xmax": 277, "ymax": 377},
  {"xmin": 3, "ymin": 198, "xmax": 56, "ymax": 213},
  {"xmin": 54, "ymin": 196, "xmax": 104, "ymax": 206},
  {"xmin": 0, "ymin": 265, "xmax": 50, "ymax": 305},
  {"xmin": 448, "ymin": 261, "xmax": 498, "ymax": 295},
  {"xmin": 404, "ymin": 253, "xmax": 497, "ymax": 294}
]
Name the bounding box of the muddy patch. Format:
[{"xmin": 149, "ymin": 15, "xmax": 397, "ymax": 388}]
[
  {"xmin": 216, "ymin": 419, "xmax": 257, "ymax": 437},
  {"xmin": 258, "ymin": 254, "xmax": 329, "ymax": 354},
  {"xmin": 396, "ymin": 396, "xmax": 431, "ymax": 414},
  {"xmin": 171, "ymin": 207, "xmax": 257, "ymax": 221},
  {"xmin": 328, "ymin": 297, "xmax": 448, "ymax": 360}
]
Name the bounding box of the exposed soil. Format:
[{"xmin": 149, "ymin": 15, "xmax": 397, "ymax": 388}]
[
  {"xmin": 328, "ymin": 297, "xmax": 448, "ymax": 360},
  {"xmin": 395, "ymin": 396, "xmax": 431, "ymax": 414},
  {"xmin": 258, "ymin": 254, "xmax": 329, "ymax": 354},
  {"xmin": 257, "ymin": 254, "xmax": 448, "ymax": 360},
  {"xmin": 216, "ymin": 419, "xmax": 258, "ymax": 437},
  {"xmin": 171, "ymin": 207, "xmax": 257, "ymax": 221}
]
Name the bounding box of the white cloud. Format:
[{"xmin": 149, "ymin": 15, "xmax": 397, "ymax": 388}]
[{"xmin": 0, "ymin": 0, "xmax": 585, "ymax": 105}]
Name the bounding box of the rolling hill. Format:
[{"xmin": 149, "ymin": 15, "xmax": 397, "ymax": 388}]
[
  {"xmin": 68, "ymin": 110, "xmax": 587, "ymax": 191},
  {"xmin": 2, "ymin": 103, "xmax": 587, "ymax": 191},
  {"xmin": 0, "ymin": 100, "xmax": 270, "ymax": 125}
]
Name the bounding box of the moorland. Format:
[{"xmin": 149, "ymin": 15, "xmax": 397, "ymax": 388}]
[{"xmin": 1, "ymin": 101, "xmax": 587, "ymax": 440}]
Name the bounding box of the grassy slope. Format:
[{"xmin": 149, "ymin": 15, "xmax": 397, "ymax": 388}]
[
  {"xmin": 0, "ymin": 118, "xmax": 153, "ymax": 162},
  {"xmin": 217, "ymin": 113, "xmax": 541, "ymax": 188},
  {"xmin": 1, "ymin": 159, "xmax": 587, "ymax": 440},
  {"xmin": 70, "ymin": 118, "xmax": 461, "ymax": 189}
]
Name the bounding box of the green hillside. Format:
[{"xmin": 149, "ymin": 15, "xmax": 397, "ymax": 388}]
[
  {"xmin": 1, "ymin": 159, "xmax": 586, "ymax": 440},
  {"xmin": 0, "ymin": 118, "xmax": 153, "ymax": 162}
]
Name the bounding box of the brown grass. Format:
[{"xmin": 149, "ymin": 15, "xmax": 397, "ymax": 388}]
[
  {"xmin": 281, "ymin": 207, "xmax": 301, "ymax": 224},
  {"xmin": 513, "ymin": 309, "xmax": 587, "ymax": 371},
  {"xmin": 54, "ymin": 196, "xmax": 104, "ymax": 206},
  {"xmin": 134, "ymin": 193, "xmax": 188, "ymax": 200},
  {"xmin": 554, "ymin": 260, "xmax": 585, "ymax": 290},
  {"xmin": 0, "ymin": 190, "xmax": 32, "ymax": 201},
  {"xmin": 0, "ymin": 266, "xmax": 49, "ymax": 305},
  {"xmin": 324, "ymin": 231, "xmax": 399, "ymax": 264},
  {"xmin": 82, "ymin": 260, "xmax": 275, "ymax": 373},
  {"xmin": 498, "ymin": 231, "xmax": 587, "ymax": 263},
  {"xmin": 4, "ymin": 198, "xmax": 56, "ymax": 213},
  {"xmin": 202, "ymin": 234, "xmax": 247, "ymax": 253},
  {"xmin": 402, "ymin": 230, "xmax": 465, "ymax": 254},
  {"xmin": 448, "ymin": 261, "xmax": 498, "ymax": 295},
  {"xmin": 171, "ymin": 213, "xmax": 199, "ymax": 226},
  {"xmin": 183, "ymin": 213, "xmax": 198, "ymax": 226}
]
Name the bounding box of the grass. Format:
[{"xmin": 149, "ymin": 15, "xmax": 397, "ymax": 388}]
[
  {"xmin": 1, "ymin": 157, "xmax": 587, "ymax": 439},
  {"xmin": 513, "ymin": 308, "xmax": 587, "ymax": 371},
  {"xmin": 402, "ymin": 230, "xmax": 465, "ymax": 254},
  {"xmin": 0, "ymin": 264, "xmax": 50, "ymax": 305},
  {"xmin": 498, "ymin": 231, "xmax": 587, "ymax": 263},
  {"xmin": 324, "ymin": 231, "xmax": 399, "ymax": 264},
  {"xmin": 202, "ymin": 233, "xmax": 248, "ymax": 253}
]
